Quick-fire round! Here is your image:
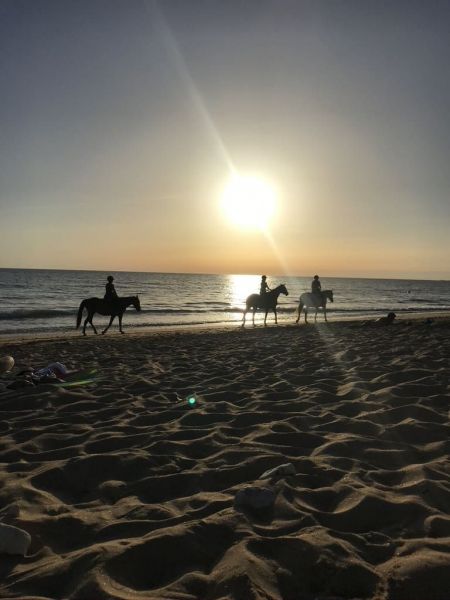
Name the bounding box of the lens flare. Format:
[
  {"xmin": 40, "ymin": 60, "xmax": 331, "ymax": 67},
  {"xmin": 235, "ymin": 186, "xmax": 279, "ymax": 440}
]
[{"xmin": 186, "ymin": 393, "xmax": 197, "ymax": 406}]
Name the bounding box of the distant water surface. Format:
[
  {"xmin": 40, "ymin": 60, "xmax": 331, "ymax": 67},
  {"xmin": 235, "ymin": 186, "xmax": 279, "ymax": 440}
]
[{"xmin": 0, "ymin": 269, "xmax": 449, "ymax": 335}]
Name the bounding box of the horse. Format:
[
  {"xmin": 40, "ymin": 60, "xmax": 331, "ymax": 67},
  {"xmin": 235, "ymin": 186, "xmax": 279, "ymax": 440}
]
[
  {"xmin": 242, "ymin": 284, "xmax": 289, "ymax": 327},
  {"xmin": 295, "ymin": 290, "xmax": 333, "ymax": 324},
  {"xmin": 76, "ymin": 296, "xmax": 141, "ymax": 335}
]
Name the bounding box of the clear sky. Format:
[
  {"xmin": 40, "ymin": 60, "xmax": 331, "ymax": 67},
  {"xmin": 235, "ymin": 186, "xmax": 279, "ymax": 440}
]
[{"xmin": 1, "ymin": 0, "xmax": 449, "ymax": 279}]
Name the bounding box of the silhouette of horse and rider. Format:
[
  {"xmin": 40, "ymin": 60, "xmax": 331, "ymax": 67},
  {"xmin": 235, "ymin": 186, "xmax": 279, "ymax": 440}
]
[
  {"xmin": 242, "ymin": 275, "xmax": 289, "ymax": 326},
  {"xmin": 295, "ymin": 274, "xmax": 334, "ymax": 323},
  {"xmin": 242, "ymin": 274, "xmax": 333, "ymax": 327},
  {"xmin": 76, "ymin": 276, "xmax": 141, "ymax": 335},
  {"xmin": 75, "ymin": 273, "xmax": 333, "ymax": 335}
]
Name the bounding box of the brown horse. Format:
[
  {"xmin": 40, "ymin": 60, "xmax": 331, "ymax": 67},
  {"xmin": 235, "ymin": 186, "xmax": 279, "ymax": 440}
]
[
  {"xmin": 242, "ymin": 284, "xmax": 289, "ymax": 326},
  {"xmin": 76, "ymin": 296, "xmax": 141, "ymax": 335}
]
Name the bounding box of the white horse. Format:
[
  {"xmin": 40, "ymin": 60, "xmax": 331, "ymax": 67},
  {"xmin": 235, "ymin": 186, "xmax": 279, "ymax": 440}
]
[{"xmin": 295, "ymin": 290, "xmax": 334, "ymax": 324}]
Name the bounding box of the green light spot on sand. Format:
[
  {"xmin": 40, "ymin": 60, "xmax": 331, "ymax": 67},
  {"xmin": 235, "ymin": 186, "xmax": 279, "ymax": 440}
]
[{"xmin": 187, "ymin": 396, "xmax": 197, "ymax": 406}]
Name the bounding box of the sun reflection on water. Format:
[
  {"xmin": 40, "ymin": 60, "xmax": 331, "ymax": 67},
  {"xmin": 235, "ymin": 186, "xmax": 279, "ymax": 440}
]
[{"xmin": 227, "ymin": 274, "xmax": 260, "ymax": 321}]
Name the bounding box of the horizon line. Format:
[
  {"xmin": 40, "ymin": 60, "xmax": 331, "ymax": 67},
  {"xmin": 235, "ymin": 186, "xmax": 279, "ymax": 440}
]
[{"xmin": 0, "ymin": 266, "xmax": 448, "ymax": 283}]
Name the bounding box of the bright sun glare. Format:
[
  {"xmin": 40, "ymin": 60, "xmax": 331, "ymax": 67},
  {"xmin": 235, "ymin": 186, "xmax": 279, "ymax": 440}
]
[{"xmin": 221, "ymin": 175, "xmax": 276, "ymax": 230}]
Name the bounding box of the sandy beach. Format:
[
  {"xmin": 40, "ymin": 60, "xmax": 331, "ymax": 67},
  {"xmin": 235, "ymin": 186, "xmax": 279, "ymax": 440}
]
[{"xmin": 0, "ymin": 317, "xmax": 449, "ymax": 599}]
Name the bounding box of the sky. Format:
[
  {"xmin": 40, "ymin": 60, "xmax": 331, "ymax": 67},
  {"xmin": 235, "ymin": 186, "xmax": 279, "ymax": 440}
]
[{"xmin": 1, "ymin": 0, "xmax": 449, "ymax": 279}]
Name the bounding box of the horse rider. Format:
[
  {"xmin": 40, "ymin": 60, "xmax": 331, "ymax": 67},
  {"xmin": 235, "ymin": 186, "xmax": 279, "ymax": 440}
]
[
  {"xmin": 260, "ymin": 275, "xmax": 271, "ymax": 295},
  {"xmin": 259, "ymin": 275, "xmax": 271, "ymax": 307},
  {"xmin": 104, "ymin": 275, "xmax": 119, "ymax": 303},
  {"xmin": 311, "ymin": 275, "xmax": 322, "ymax": 301}
]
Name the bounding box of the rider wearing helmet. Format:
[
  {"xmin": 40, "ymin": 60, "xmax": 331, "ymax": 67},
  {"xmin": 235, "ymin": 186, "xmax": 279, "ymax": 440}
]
[
  {"xmin": 104, "ymin": 275, "xmax": 119, "ymax": 302},
  {"xmin": 260, "ymin": 275, "xmax": 271, "ymax": 296},
  {"xmin": 311, "ymin": 275, "xmax": 321, "ymax": 300},
  {"xmin": 259, "ymin": 275, "xmax": 271, "ymax": 307}
]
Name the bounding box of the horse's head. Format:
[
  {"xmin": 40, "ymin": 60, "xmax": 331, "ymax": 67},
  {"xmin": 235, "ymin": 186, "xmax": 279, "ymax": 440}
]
[
  {"xmin": 326, "ymin": 290, "xmax": 334, "ymax": 303},
  {"xmin": 280, "ymin": 284, "xmax": 289, "ymax": 296},
  {"xmin": 132, "ymin": 295, "xmax": 142, "ymax": 311}
]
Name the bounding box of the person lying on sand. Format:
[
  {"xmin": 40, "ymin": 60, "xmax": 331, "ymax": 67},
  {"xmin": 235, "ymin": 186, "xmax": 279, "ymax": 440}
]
[
  {"xmin": 2, "ymin": 362, "xmax": 97, "ymax": 390},
  {"xmin": 377, "ymin": 311, "xmax": 396, "ymax": 324},
  {"xmin": 362, "ymin": 312, "xmax": 396, "ymax": 326}
]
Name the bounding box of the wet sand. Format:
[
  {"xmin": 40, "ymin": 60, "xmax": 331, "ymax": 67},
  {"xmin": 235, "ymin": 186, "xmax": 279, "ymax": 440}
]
[{"xmin": 0, "ymin": 317, "xmax": 449, "ymax": 599}]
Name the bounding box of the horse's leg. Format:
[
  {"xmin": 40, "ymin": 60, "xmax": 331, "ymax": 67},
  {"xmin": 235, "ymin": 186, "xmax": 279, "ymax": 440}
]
[
  {"xmin": 119, "ymin": 313, "xmax": 124, "ymax": 333},
  {"xmin": 314, "ymin": 308, "xmax": 318, "ymax": 322},
  {"xmin": 295, "ymin": 302, "xmax": 302, "ymax": 324},
  {"xmin": 264, "ymin": 310, "xmax": 268, "ymax": 326},
  {"xmin": 242, "ymin": 309, "xmax": 247, "ymax": 327},
  {"xmin": 274, "ymin": 308, "xmax": 278, "ymax": 325},
  {"xmin": 324, "ymin": 306, "xmax": 328, "ymax": 322},
  {"xmin": 83, "ymin": 311, "xmax": 93, "ymax": 335},
  {"xmin": 252, "ymin": 308, "xmax": 256, "ymax": 326},
  {"xmin": 305, "ymin": 307, "xmax": 308, "ymax": 324},
  {"xmin": 102, "ymin": 315, "xmax": 115, "ymax": 334},
  {"xmin": 90, "ymin": 316, "xmax": 98, "ymax": 335}
]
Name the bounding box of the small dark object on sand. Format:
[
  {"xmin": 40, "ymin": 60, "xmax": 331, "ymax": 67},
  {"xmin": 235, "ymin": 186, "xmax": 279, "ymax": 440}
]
[
  {"xmin": 6, "ymin": 379, "xmax": 35, "ymax": 390},
  {"xmin": 234, "ymin": 487, "xmax": 276, "ymax": 511},
  {"xmin": 378, "ymin": 311, "xmax": 396, "ymax": 324},
  {"xmin": 362, "ymin": 312, "xmax": 396, "ymax": 327}
]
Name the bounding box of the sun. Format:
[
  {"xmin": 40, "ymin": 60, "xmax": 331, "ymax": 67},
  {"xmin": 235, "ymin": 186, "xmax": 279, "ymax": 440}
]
[{"xmin": 220, "ymin": 174, "xmax": 276, "ymax": 230}]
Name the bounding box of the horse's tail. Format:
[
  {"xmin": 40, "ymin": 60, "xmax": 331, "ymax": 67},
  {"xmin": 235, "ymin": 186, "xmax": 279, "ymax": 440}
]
[{"xmin": 76, "ymin": 300, "xmax": 88, "ymax": 329}]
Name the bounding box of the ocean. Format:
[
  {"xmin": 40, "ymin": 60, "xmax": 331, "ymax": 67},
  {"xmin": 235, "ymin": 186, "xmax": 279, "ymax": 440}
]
[{"xmin": 1, "ymin": 269, "xmax": 449, "ymax": 335}]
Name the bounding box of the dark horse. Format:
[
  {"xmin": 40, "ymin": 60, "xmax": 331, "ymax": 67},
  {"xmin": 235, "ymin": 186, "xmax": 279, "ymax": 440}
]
[
  {"xmin": 242, "ymin": 284, "xmax": 289, "ymax": 327},
  {"xmin": 76, "ymin": 296, "xmax": 141, "ymax": 335},
  {"xmin": 295, "ymin": 290, "xmax": 333, "ymax": 324}
]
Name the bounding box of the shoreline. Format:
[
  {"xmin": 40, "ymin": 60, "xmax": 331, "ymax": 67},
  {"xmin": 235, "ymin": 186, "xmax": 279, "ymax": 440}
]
[{"xmin": 1, "ymin": 308, "xmax": 449, "ymax": 346}]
